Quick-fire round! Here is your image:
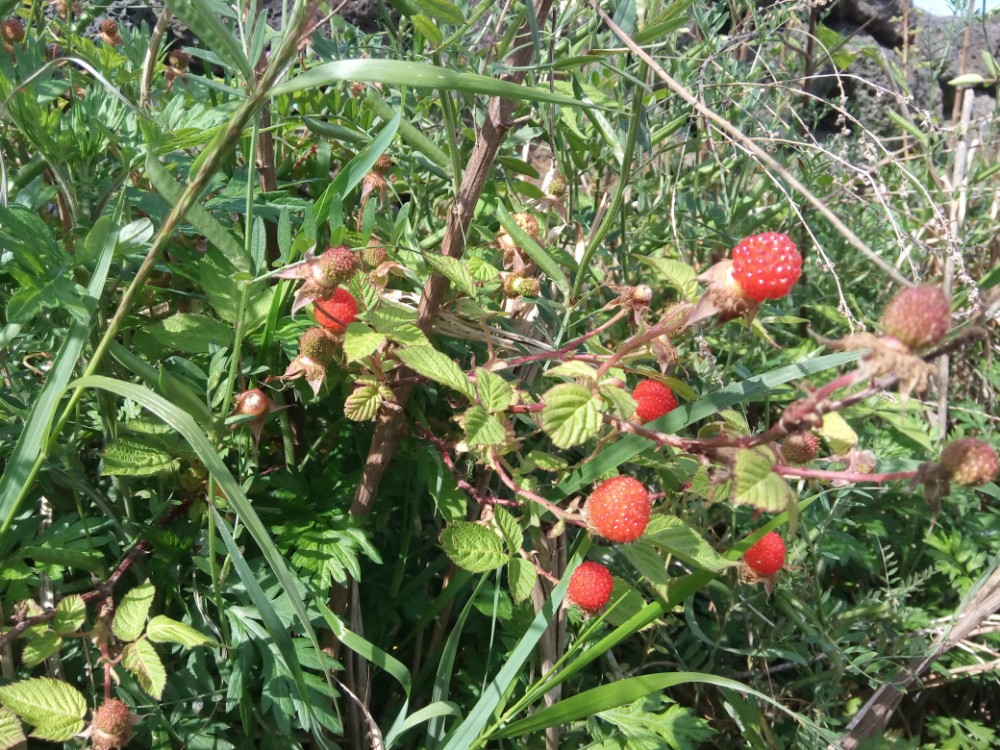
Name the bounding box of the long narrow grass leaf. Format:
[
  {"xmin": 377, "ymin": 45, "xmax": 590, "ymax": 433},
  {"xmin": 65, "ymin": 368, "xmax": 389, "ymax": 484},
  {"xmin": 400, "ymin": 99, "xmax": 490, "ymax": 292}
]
[
  {"xmin": 272, "ymin": 59, "xmax": 590, "ymax": 108},
  {"xmin": 65, "ymin": 376, "xmax": 333, "ymax": 746}
]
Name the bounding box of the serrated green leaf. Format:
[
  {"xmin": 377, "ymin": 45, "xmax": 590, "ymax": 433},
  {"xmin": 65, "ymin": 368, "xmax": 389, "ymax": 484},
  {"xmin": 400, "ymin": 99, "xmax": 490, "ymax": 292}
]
[
  {"xmin": 397, "ymin": 345, "xmax": 475, "ymax": 400},
  {"xmin": 508, "ymin": 558, "xmax": 537, "ymax": 604},
  {"xmin": 731, "ymin": 448, "xmax": 796, "ymax": 514},
  {"xmin": 342, "ymin": 323, "xmax": 386, "ymax": 364},
  {"xmin": 0, "ymin": 678, "xmax": 86, "ymax": 742},
  {"xmin": 441, "ymin": 522, "xmax": 507, "ymax": 573},
  {"xmin": 638, "ymin": 256, "xmax": 699, "ymax": 300},
  {"xmin": 545, "ymin": 361, "xmax": 599, "ymax": 381},
  {"xmin": 21, "ymin": 632, "xmax": 62, "ymax": 669},
  {"xmin": 122, "ymin": 638, "xmax": 167, "ymax": 699},
  {"xmin": 464, "ymin": 406, "xmax": 507, "ymax": 446},
  {"xmin": 817, "ymin": 411, "xmax": 857, "ymax": 455},
  {"xmin": 0, "ymin": 708, "xmax": 26, "ymax": 750},
  {"xmin": 113, "ymin": 581, "xmax": 155, "ymax": 642},
  {"xmin": 52, "ymin": 595, "xmax": 85, "ymax": 635},
  {"xmin": 146, "ymin": 615, "xmax": 215, "ymax": 648},
  {"xmin": 344, "ymin": 378, "xmax": 391, "ymax": 421},
  {"xmin": 386, "ymin": 322, "xmax": 429, "ymax": 347},
  {"xmin": 476, "ymin": 369, "xmax": 513, "ymax": 412},
  {"xmin": 145, "ymin": 313, "xmax": 234, "ymax": 354},
  {"xmin": 717, "ymin": 409, "xmax": 749, "ymax": 435},
  {"xmin": 468, "ymin": 256, "xmax": 500, "ymax": 282},
  {"xmin": 424, "ymin": 254, "xmax": 477, "ymax": 298},
  {"xmin": 646, "ymin": 516, "xmax": 734, "ymax": 573},
  {"xmin": 493, "ymin": 506, "xmax": 522, "ymax": 553},
  {"xmin": 102, "ymin": 434, "xmax": 179, "ymax": 477},
  {"xmin": 541, "ymin": 383, "xmax": 602, "ymax": 449}
]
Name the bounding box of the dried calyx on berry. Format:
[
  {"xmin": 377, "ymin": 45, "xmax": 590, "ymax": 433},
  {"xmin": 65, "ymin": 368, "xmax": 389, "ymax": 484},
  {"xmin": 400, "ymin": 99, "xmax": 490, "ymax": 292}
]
[
  {"xmin": 90, "ymin": 698, "xmax": 134, "ymax": 750},
  {"xmin": 496, "ymin": 212, "xmax": 541, "ymax": 273},
  {"xmin": 275, "ymin": 246, "xmax": 361, "ymax": 313},
  {"xmin": 690, "ymin": 232, "xmax": 802, "ymax": 326},
  {"xmin": 99, "ymin": 18, "xmax": 122, "ymax": 45},
  {"xmin": 1, "ymin": 18, "xmax": 26, "ymax": 47},
  {"xmin": 567, "ymin": 561, "xmax": 614, "ymax": 612},
  {"xmin": 502, "ymin": 273, "xmax": 540, "ymax": 299},
  {"xmin": 939, "ymin": 438, "xmax": 999, "ymax": 487},
  {"xmin": 881, "ymin": 285, "xmax": 950, "ymax": 352},
  {"xmin": 232, "ymin": 389, "xmax": 280, "ymax": 442},
  {"xmin": 781, "ymin": 432, "xmax": 820, "ymax": 465},
  {"xmin": 282, "ymin": 326, "xmax": 343, "ymax": 397}
]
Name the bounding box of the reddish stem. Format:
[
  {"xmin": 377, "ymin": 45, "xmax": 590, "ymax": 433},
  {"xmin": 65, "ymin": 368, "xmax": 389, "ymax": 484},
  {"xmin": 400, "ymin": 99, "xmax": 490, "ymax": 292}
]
[
  {"xmin": 776, "ymin": 466, "xmax": 918, "ymax": 483},
  {"xmin": 501, "ymin": 308, "xmax": 630, "ymax": 369},
  {"xmin": 417, "ymin": 425, "xmax": 518, "ymax": 508},
  {"xmin": 490, "ymin": 451, "xmax": 586, "ymax": 527}
]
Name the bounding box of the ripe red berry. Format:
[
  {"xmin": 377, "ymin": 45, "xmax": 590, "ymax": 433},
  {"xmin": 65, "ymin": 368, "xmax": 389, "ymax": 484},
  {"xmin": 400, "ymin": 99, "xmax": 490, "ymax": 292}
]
[
  {"xmin": 586, "ymin": 476, "xmax": 651, "ymax": 543},
  {"xmin": 731, "ymin": 232, "xmax": 802, "ymax": 302},
  {"xmin": 632, "ymin": 379, "xmax": 679, "ymax": 423},
  {"xmin": 743, "ymin": 531, "xmax": 786, "ymax": 577},
  {"xmin": 314, "ymin": 288, "xmax": 358, "ymax": 332},
  {"xmin": 567, "ymin": 561, "xmax": 614, "ymax": 612},
  {"xmin": 940, "ymin": 438, "xmax": 999, "ymax": 487},
  {"xmin": 91, "ymin": 698, "xmax": 133, "ymax": 750},
  {"xmin": 781, "ymin": 432, "xmax": 820, "ymax": 465},
  {"xmin": 881, "ymin": 285, "xmax": 950, "ymax": 351}
]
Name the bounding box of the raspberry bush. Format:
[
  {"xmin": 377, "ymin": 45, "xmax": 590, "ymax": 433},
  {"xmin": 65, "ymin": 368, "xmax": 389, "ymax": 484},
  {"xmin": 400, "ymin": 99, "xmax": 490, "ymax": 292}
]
[{"xmin": 0, "ymin": 1, "xmax": 998, "ymax": 748}]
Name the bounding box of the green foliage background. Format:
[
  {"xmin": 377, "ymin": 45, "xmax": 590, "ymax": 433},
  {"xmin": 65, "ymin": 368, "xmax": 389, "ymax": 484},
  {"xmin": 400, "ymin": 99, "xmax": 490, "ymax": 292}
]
[{"xmin": 0, "ymin": 0, "xmax": 998, "ymax": 748}]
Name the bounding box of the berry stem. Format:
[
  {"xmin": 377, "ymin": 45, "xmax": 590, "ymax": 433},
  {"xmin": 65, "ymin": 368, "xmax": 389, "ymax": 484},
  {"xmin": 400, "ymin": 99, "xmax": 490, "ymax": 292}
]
[
  {"xmin": 490, "ymin": 451, "xmax": 586, "ymax": 526},
  {"xmin": 500, "ymin": 308, "xmax": 630, "ymax": 368},
  {"xmin": 776, "ymin": 466, "xmax": 919, "ymax": 483},
  {"xmin": 417, "ymin": 426, "xmax": 518, "ymax": 509}
]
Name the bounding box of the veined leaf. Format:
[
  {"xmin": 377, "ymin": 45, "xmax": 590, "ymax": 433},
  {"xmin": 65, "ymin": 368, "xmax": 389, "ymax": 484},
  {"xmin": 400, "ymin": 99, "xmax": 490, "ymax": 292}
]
[
  {"xmin": 441, "ymin": 522, "xmax": 507, "ymax": 573},
  {"xmin": 396, "ymin": 345, "xmax": 475, "ymax": 400},
  {"xmin": 146, "ymin": 615, "xmax": 215, "ymax": 648},
  {"xmin": 541, "ymin": 383, "xmax": 602, "ymax": 448},
  {"xmin": 113, "ymin": 580, "xmax": 155, "ymax": 642},
  {"xmin": 122, "ymin": 638, "xmax": 167, "ymax": 699},
  {"xmin": 0, "ymin": 678, "xmax": 86, "ymax": 742}
]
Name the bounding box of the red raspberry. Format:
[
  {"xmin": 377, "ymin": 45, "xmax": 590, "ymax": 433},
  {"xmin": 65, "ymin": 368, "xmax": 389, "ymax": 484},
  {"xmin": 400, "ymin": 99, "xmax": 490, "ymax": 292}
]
[
  {"xmin": 781, "ymin": 432, "xmax": 820, "ymax": 465},
  {"xmin": 881, "ymin": 286, "xmax": 950, "ymax": 351},
  {"xmin": 731, "ymin": 232, "xmax": 802, "ymax": 302},
  {"xmin": 586, "ymin": 476, "xmax": 651, "ymax": 543},
  {"xmin": 567, "ymin": 561, "xmax": 614, "ymax": 612},
  {"xmin": 940, "ymin": 438, "xmax": 999, "ymax": 487},
  {"xmin": 743, "ymin": 531, "xmax": 786, "ymax": 577},
  {"xmin": 632, "ymin": 379, "xmax": 679, "ymax": 423},
  {"xmin": 314, "ymin": 288, "xmax": 358, "ymax": 332}
]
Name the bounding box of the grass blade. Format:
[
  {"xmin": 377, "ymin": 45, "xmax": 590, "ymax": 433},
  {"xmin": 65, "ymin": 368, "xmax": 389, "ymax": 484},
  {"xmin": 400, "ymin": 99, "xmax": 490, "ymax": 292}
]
[
  {"xmin": 0, "ymin": 208, "xmax": 118, "ymax": 544},
  {"xmin": 65, "ymin": 376, "xmax": 333, "ymax": 745},
  {"xmin": 272, "ymin": 59, "xmax": 592, "ymax": 109}
]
